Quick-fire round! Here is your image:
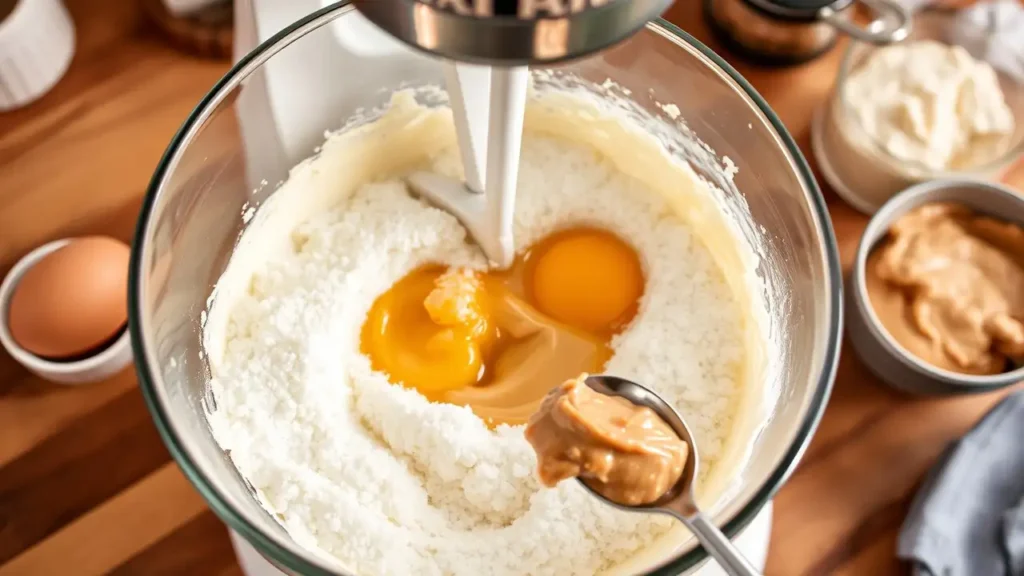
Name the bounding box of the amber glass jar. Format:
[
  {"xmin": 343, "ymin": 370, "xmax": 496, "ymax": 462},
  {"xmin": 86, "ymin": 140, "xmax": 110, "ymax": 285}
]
[{"xmin": 705, "ymin": 0, "xmax": 912, "ymax": 66}]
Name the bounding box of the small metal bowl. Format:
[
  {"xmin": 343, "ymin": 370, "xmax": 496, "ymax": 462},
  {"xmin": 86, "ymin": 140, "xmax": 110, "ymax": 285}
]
[{"xmin": 847, "ymin": 178, "xmax": 1024, "ymax": 395}]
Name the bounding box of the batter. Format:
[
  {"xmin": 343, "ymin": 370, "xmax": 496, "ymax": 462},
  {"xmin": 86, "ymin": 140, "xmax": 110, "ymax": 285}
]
[{"xmin": 203, "ymin": 88, "xmax": 771, "ymax": 575}]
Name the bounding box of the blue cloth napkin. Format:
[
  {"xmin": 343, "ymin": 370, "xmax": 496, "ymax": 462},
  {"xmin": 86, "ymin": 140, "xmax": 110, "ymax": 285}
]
[{"xmin": 898, "ymin": 390, "xmax": 1024, "ymax": 576}]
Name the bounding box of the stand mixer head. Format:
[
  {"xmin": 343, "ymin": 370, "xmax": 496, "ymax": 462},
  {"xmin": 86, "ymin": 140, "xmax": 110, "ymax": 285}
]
[{"xmin": 352, "ymin": 0, "xmax": 675, "ymax": 65}]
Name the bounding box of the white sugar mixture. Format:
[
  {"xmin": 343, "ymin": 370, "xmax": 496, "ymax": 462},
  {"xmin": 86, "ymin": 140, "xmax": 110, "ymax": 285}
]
[{"xmin": 205, "ymin": 90, "xmax": 771, "ymax": 575}]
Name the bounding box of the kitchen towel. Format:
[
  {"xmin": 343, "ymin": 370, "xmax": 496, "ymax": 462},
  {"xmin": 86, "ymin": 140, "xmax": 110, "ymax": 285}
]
[{"xmin": 898, "ymin": 390, "xmax": 1024, "ymax": 576}]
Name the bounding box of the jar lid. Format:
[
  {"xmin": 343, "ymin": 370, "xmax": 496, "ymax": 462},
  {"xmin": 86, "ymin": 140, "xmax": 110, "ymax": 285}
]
[
  {"xmin": 353, "ymin": 0, "xmax": 673, "ymax": 65},
  {"xmin": 747, "ymin": 0, "xmax": 911, "ymax": 43},
  {"xmin": 744, "ymin": 0, "xmax": 854, "ymax": 20},
  {"xmin": 768, "ymin": 0, "xmax": 842, "ymax": 10}
]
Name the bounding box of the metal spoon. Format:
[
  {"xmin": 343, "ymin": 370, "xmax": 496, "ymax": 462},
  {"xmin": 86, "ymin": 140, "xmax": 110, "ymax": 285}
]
[{"xmin": 580, "ymin": 375, "xmax": 762, "ymax": 576}]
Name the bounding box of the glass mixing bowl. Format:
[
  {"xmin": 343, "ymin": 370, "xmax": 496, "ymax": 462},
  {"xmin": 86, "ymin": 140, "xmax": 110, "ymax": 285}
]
[{"xmin": 130, "ymin": 4, "xmax": 842, "ymax": 575}]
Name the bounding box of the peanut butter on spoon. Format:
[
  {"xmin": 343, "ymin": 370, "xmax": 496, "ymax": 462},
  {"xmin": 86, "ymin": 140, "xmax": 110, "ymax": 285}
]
[
  {"xmin": 524, "ymin": 373, "xmax": 688, "ymax": 506},
  {"xmin": 867, "ymin": 202, "xmax": 1024, "ymax": 375},
  {"xmin": 525, "ymin": 374, "xmax": 762, "ymax": 576}
]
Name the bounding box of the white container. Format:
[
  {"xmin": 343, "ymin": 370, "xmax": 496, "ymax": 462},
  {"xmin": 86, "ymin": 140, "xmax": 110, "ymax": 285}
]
[
  {"xmin": 0, "ymin": 0, "xmax": 76, "ymax": 111},
  {"xmin": 0, "ymin": 240, "xmax": 132, "ymax": 385}
]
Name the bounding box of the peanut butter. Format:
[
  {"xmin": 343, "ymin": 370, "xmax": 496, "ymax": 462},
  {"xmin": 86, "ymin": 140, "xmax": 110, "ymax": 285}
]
[
  {"xmin": 524, "ymin": 374, "xmax": 688, "ymax": 506},
  {"xmin": 866, "ymin": 202, "xmax": 1024, "ymax": 375},
  {"xmin": 446, "ymin": 294, "xmax": 609, "ymax": 426}
]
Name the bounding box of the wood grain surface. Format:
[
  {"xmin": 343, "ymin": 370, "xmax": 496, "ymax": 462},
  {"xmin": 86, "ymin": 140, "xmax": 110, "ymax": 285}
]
[{"xmin": 0, "ymin": 1, "xmax": 1021, "ymax": 575}]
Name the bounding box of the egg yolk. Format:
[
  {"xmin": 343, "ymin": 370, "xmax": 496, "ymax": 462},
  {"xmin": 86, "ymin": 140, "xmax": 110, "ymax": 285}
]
[
  {"xmin": 361, "ymin": 267, "xmax": 493, "ymax": 396},
  {"xmin": 527, "ymin": 229, "xmax": 644, "ymax": 334},
  {"xmin": 360, "ymin": 227, "xmax": 644, "ymax": 425}
]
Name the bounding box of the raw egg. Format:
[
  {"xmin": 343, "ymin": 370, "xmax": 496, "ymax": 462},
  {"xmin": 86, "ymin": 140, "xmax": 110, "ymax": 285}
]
[
  {"xmin": 526, "ymin": 228, "xmax": 643, "ymax": 334},
  {"xmin": 7, "ymin": 237, "xmax": 130, "ymax": 360},
  {"xmin": 362, "ymin": 267, "xmax": 494, "ymax": 396},
  {"xmin": 361, "ymin": 227, "xmax": 644, "ymax": 425}
]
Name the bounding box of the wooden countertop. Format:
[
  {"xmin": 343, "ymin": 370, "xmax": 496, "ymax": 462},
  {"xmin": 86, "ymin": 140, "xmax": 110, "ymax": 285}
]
[{"xmin": 0, "ymin": 1, "xmax": 1020, "ymax": 575}]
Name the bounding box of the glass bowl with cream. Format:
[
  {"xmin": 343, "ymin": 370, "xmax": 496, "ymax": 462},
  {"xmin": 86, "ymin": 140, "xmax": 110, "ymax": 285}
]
[
  {"xmin": 129, "ymin": 4, "xmax": 841, "ymax": 576},
  {"xmin": 812, "ymin": 8, "xmax": 1024, "ymax": 215}
]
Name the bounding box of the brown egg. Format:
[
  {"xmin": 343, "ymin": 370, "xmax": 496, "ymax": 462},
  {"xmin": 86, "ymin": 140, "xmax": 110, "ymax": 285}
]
[{"xmin": 8, "ymin": 237, "xmax": 130, "ymax": 360}]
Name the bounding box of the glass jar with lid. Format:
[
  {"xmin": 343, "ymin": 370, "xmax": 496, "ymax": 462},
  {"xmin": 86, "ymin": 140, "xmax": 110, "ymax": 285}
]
[{"xmin": 705, "ymin": 0, "xmax": 912, "ymax": 65}]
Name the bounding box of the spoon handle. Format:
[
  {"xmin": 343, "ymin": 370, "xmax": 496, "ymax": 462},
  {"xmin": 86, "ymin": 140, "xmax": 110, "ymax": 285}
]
[{"xmin": 683, "ymin": 512, "xmax": 762, "ymax": 576}]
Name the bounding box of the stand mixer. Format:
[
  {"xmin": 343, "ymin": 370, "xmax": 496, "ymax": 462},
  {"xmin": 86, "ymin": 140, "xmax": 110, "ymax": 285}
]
[
  {"xmin": 222, "ymin": 1, "xmax": 776, "ymax": 574},
  {"xmin": 363, "ymin": 0, "xmax": 675, "ymax": 269}
]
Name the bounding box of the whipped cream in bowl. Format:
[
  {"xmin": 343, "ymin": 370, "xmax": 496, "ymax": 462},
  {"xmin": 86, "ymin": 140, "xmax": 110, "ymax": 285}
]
[{"xmin": 811, "ymin": 9, "xmax": 1024, "ymax": 215}]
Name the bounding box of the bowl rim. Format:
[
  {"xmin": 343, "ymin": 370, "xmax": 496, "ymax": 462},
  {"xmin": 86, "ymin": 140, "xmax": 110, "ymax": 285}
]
[
  {"xmin": 128, "ymin": 4, "xmax": 844, "ymax": 575},
  {"xmin": 835, "ymin": 7, "xmax": 1024, "ymax": 179},
  {"xmin": 851, "ymin": 178, "xmax": 1024, "ymax": 389}
]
